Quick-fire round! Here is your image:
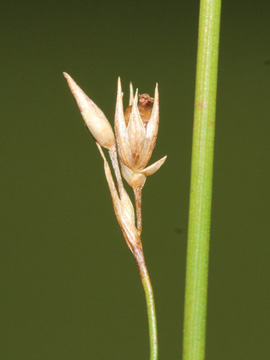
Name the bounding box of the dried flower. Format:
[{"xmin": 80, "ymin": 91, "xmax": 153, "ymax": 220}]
[
  {"xmin": 64, "ymin": 73, "xmax": 115, "ymax": 150},
  {"xmin": 64, "ymin": 74, "xmax": 163, "ymax": 358},
  {"xmin": 114, "ymin": 78, "xmax": 167, "ymax": 189},
  {"xmin": 64, "ymin": 73, "xmax": 166, "ymax": 236}
]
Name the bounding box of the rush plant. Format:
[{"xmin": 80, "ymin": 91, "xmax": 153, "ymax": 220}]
[{"xmin": 64, "ymin": 73, "xmax": 166, "ymax": 360}]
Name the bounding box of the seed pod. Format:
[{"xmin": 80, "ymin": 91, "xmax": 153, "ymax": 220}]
[
  {"xmin": 115, "ymin": 78, "xmax": 166, "ymax": 186},
  {"xmin": 124, "ymin": 93, "xmax": 154, "ymax": 127}
]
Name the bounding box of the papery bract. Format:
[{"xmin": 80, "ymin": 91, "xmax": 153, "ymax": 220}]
[{"xmin": 64, "ymin": 73, "xmax": 115, "ymax": 150}]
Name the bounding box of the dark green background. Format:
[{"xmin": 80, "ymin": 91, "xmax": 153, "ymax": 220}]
[{"xmin": 1, "ymin": 0, "xmax": 270, "ymax": 359}]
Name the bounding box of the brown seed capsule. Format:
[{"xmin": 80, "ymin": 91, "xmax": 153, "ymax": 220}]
[{"xmin": 124, "ymin": 93, "xmax": 154, "ymax": 127}]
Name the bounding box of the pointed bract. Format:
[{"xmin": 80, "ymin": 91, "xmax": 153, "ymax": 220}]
[
  {"xmin": 129, "ymin": 82, "xmax": 134, "ymax": 106},
  {"xmin": 127, "ymin": 90, "xmax": 146, "ymax": 164},
  {"xmin": 141, "ymin": 155, "xmax": 167, "ymax": 176},
  {"xmin": 64, "ymin": 73, "xmax": 115, "ymax": 149},
  {"xmin": 114, "ymin": 77, "xmax": 134, "ymax": 168}
]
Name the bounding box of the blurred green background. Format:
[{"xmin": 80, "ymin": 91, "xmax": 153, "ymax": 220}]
[{"xmin": 1, "ymin": 0, "xmax": 270, "ymax": 359}]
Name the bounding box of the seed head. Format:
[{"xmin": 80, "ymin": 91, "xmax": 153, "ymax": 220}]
[{"xmin": 114, "ymin": 78, "xmax": 167, "ymax": 189}]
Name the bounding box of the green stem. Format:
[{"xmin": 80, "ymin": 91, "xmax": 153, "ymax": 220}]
[
  {"xmin": 183, "ymin": 1, "xmax": 221, "ymax": 360},
  {"xmin": 135, "ymin": 250, "xmax": 158, "ymax": 360}
]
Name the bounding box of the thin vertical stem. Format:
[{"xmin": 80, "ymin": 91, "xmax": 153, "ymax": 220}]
[
  {"xmin": 134, "ymin": 187, "xmax": 143, "ymax": 235},
  {"xmin": 135, "ymin": 250, "xmax": 158, "ymax": 360},
  {"xmin": 183, "ymin": 1, "xmax": 221, "ymax": 360},
  {"xmin": 105, "ymin": 144, "xmax": 158, "ymax": 359}
]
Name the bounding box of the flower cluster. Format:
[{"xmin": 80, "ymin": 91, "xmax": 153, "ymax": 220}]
[
  {"xmin": 64, "ymin": 73, "xmax": 166, "ymax": 253},
  {"xmin": 115, "ymin": 78, "xmax": 167, "ymax": 190}
]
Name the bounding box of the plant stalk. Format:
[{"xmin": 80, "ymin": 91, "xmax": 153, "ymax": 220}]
[
  {"xmin": 134, "ymin": 187, "xmax": 143, "ymax": 235},
  {"xmin": 183, "ymin": 1, "xmax": 221, "ymax": 360},
  {"xmin": 135, "ymin": 250, "xmax": 158, "ymax": 360}
]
